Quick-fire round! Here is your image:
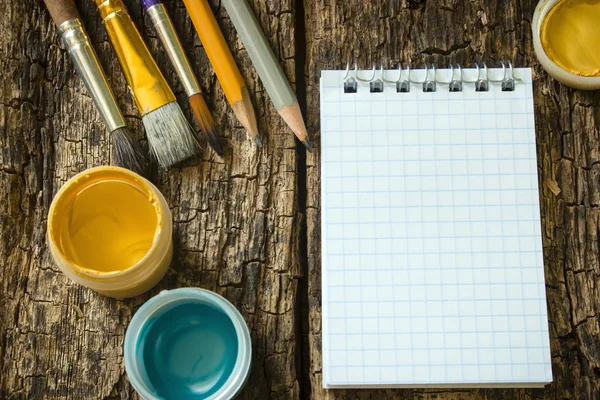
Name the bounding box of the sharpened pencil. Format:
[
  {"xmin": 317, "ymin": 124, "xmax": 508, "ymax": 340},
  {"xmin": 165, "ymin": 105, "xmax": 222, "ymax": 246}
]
[
  {"xmin": 182, "ymin": 0, "xmax": 261, "ymax": 148},
  {"xmin": 220, "ymin": 0, "xmax": 312, "ymax": 151}
]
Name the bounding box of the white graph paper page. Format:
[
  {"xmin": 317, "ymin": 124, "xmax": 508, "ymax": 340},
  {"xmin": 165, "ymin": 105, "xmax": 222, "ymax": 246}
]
[{"xmin": 320, "ymin": 68, "xmax": 552, "ymax": 388}]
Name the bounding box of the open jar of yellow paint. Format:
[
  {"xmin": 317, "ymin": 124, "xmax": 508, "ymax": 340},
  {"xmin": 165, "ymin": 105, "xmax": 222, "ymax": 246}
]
[
  {"xmin": 533, "ymin": 0, "xmax": 600, "ymax": 90},
  {"xmin": 47, "ymin": 166, "xmax": 173, "ymax": 299}
]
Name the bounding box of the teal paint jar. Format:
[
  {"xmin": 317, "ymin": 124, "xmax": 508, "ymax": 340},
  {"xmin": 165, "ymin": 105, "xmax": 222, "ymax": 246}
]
[{"xmin": 124, "ymin": 288, "xmax": 252, "ymax": 399}]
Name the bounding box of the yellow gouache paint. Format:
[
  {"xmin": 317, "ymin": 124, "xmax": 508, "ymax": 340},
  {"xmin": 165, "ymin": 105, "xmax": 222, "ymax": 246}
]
[
  {"xmin": 540, "ymin": 0, "xmax": 600, "ymax": 77},
  {"xmin": 48, "ymin": 167, "xmax": 174, "ymax": 298},
  {"xmin": 51, "ymin": 169, "xmax": 160, "ymax": 273}
]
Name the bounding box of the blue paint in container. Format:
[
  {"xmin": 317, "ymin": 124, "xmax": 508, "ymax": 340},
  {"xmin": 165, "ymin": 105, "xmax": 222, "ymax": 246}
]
[
  {"xmin": 124, "ymin": 288, "xmax": 252, "ymax": 400},
  {"xmin": 140, "ymin": 303, "xmax": 238, "ymax": 398}
]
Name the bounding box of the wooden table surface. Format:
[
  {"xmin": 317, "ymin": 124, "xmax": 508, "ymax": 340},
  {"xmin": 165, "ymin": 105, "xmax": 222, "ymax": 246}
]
[{"xmin": 1, "ymin": 0, "xmax": 599, "ymax": 398}]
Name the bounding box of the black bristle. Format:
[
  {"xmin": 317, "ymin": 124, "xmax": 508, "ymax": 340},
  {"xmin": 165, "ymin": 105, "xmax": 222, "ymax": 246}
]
[{"xmin": 111, "ymin": 126, "xmax": 146, "ymax": 175}]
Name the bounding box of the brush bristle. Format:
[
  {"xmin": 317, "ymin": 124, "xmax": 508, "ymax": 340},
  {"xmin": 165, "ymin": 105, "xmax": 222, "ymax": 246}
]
[
  {"xmin": 111, "ymin": 126, "xmax": 146, "ymax": 175},
  {"xmin": 189, "ymin": 93, "xmax": 223, "ymax": 157},
  {"xmin": 143, "ymin": 102, "xmax": 201, "ymax": 168}
]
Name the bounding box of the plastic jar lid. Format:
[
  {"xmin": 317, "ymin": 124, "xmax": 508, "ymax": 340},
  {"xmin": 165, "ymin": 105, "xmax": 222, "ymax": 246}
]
[
  {"xmin": 124, "ymin": 288, "xmax": 252, "ymax": 400},
  {"xmin": 532, "ymin": 0, "xmax": 600, "ymax": 90}
]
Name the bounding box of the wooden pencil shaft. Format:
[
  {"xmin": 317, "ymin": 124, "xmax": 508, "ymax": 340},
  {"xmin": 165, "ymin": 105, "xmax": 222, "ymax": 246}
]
[
  {"xmin": 221, "ymin": 0, "xmax": 309, "ymax": 148},
  {"xmin": 182, "ymin": 0, "xmax": 246, "ymax": 106},
  {"xmin": 279, "ymin": 102, "xmax": 307, "ymax": 142},
  {"xmin": 231, "ymin": 86, "xmax": 259, "ymax": 137},
  {"xmin": 221, "ymin": 0, "xmax": 296, "ymax": 111}
]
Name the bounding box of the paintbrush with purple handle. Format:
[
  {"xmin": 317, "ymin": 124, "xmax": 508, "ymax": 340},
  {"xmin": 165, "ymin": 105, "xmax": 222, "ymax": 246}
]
[{"xmin": 142, "ymin": 0, "xmax": 223, "ymax": 157}]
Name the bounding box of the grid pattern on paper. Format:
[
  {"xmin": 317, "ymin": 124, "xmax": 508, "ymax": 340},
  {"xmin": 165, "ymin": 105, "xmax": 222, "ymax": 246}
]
[{"xmin": 320, "ymin": 68, "xmax": 552, "ymax": 388}]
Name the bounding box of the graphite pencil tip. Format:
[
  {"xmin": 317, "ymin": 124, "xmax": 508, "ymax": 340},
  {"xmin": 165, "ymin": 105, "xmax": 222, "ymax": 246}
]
[
  {"xmin": 255, "ymin": 135, "xmax": 263, "ymax": 148},
  {"xmin": 302, "ymin": 136, "xmax": 313, "ymax": 153}
]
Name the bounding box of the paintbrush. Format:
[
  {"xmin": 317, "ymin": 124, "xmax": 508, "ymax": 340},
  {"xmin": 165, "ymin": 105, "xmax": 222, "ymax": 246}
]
[
  {"xmin": 93, "ymin": 0, "xmax": 200, "ymax": 168},
  {"xmin": 142, "ymin": 0, "xmax": 223, "ymax": 157},
  {"xmin": 43, "ymin": 0, "xmax": 146, "ymax": 174}
]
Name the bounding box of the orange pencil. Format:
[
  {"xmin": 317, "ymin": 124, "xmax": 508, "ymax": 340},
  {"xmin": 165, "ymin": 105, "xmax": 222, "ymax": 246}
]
[{"xmin": 182, "ymin": 0, "xmax": 261, "ymax": 147}]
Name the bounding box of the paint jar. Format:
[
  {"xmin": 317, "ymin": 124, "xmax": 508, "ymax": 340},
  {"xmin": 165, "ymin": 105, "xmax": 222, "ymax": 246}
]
[
  {"xmin": 532, "ymin": 0, "xmax": 600, "ymax": 90},
  {"xmin": 124, "ymin": 288, "xmax": 252, "ymax": 400},
  {"xmin": 47, "ymin": 166, "xmax": 173, "ymax": 298}
]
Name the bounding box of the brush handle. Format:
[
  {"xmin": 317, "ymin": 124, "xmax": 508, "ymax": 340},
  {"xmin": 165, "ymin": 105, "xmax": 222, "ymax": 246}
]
[
  {"xmin": 93, "ymin": 0, "xmax": 175, "ymax": 115},
  {"xmin": 146, "ymin": 3, "xmax": 201, "ymax": 96},
  {"xmin": 43, "ymin": 0, "xmax": 126, "ymax": 132},
  {"xmin": 58, "ymin": 20, "xmax": 126, "ymax": 131},
  {"xmin": 141, "ymin": 0, "xmax": 162, "ymax": 10},
  {"xmin": 44, "ymin": 0, "xmax": 80, "ymax": 26}
]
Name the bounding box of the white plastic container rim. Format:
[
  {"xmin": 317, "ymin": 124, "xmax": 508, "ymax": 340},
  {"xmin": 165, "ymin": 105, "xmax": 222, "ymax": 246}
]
[
  {"xmin": 124, "ymin": 288, "xmax": 252, "ymax": 400},
  {"xmin": 532, "ymin": 0, "xmax": 600, "ymax": 90},
  {"xmin": 47, "ymin": 166, "xmax": 173, "ymax": 298}
]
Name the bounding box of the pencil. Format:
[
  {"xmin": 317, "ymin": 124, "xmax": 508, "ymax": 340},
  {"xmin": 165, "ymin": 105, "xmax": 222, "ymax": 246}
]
[
  {"xmin": 181, "ymin": 0, "xmax": 261, "ymax": 147},
  {"xmin": 220, "ymin": 0, "xmax": 312, "ymax": 151}
]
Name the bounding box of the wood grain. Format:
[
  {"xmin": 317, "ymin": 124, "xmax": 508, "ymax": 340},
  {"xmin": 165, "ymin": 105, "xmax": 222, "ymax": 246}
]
[
  {"xmin": 0, "ymin": 0, "xmax": 301, "ymax": 398},
  {"xmin": 2, "ymin": 0, "xmax": 600, "ymax": 398},
  {"xmin": 305, "ymin": 1, "xmax": 600, "ymax": 399}
]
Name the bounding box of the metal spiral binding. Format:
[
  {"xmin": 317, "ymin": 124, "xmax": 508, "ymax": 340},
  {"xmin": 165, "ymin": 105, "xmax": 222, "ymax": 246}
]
[{"xmin": 343, "ymin": 60, "xmax": 520, "ymax": 93}]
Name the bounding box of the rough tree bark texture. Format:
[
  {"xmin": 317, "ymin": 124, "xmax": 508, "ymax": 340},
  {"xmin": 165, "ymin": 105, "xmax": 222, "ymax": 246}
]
[
  {"xmin": 305, "ymin": 1, "xmax": 600, "ymax": 399},
  {"xmin": 1, "ymin": 0, "xmax": 301, "ymax": 398},
  {"xmin": 1, "ymin": 0, "xmax": 599, "ymax": 399}
]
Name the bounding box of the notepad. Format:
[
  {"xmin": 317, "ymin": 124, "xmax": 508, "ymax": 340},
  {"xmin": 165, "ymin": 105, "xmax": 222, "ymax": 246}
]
[{"xmin": 320, "ymin": 66, "xmax": 552, "ymax": 388}]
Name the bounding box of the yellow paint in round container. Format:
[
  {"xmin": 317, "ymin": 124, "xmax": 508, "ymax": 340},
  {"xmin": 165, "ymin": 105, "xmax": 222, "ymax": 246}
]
[
  {"xmin": 539, "ymin": 0, "xmax": 600, "ymax": 77},
  {"xmin": 533, "ymin": 0, "xmax": 600, "ymax": 89},
  {"xmin": 48, "ymin": 166, "xmax": 173, "ymax": 298}
]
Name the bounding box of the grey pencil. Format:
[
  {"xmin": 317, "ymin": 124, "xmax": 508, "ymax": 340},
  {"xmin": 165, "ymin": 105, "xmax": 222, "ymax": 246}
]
[{"xmin": 220, "ymin": 0, "xmax": 312, "ymax": 151}]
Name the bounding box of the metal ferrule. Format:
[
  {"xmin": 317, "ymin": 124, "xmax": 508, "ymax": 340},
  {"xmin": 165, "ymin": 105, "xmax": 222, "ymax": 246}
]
[
  {"xmin": 58, "ymin": 19, "xmax": 125, "ymax": 132},
  {"xmin": 147, "ymin": 4, "xmax": 201, "ymax": 96},
  {"xmin": 95, "ymin": 0, "xmax": 175, "ymax": 115}
]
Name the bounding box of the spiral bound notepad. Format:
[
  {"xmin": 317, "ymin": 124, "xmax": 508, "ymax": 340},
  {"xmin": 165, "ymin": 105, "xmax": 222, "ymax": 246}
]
[{"xmin": 320, "ymin": 63, "xmax": 552, "ymax": 388}]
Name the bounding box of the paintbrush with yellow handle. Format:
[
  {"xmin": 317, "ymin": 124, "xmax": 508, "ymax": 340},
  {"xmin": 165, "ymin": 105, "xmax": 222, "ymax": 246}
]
[
  {"xmin": 221, "ymin": 0, "xmax": 312, "ymax": 151},
  {"xmin": 93, "ymin": 0, "xmax": 200, "ymax": 168},
  {"xmin": 43, "ymin": 0, "xmax": 146, "ymax": 174},
  {"xmin": 142, "ymin": 0, "xmax": 223, "ymax": 156}
]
